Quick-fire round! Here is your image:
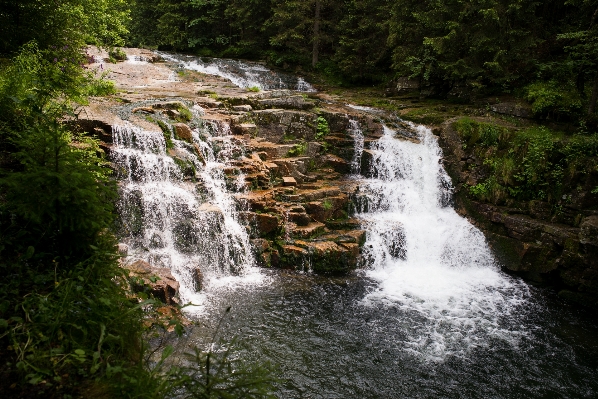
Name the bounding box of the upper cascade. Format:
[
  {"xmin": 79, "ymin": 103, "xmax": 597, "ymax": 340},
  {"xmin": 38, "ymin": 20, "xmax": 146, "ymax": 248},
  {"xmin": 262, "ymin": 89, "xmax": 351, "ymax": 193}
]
[{"xmin": 158, "ymin": 52, "xmax": 316, "ymax": 92}]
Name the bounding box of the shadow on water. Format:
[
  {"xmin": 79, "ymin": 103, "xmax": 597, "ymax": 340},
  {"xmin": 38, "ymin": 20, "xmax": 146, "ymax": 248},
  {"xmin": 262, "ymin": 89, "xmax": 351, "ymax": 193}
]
[{"xmin": 174, "ymin": 270, "xmax": 598, "ymax": 399}]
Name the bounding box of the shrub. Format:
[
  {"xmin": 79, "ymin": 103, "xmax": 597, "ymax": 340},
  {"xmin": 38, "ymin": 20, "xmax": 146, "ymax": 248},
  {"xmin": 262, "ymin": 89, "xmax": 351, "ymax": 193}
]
[
  {"xmin": 109, "ymin": 47, "xmax": 128, "ymax": 62},
  {"xmin": 315, "ymin": 116, "xmax": 330, "ymax": 140},
  {"xmin": 525, "ymin": 81, "xmax": 582, "ymax": 119}
]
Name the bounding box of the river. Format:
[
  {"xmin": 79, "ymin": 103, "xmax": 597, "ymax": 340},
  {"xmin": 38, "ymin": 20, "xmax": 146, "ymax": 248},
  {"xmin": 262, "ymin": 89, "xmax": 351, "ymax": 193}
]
[{"xmin": 112, "ymin": 53, "xmax": 598, "ymax": 398}]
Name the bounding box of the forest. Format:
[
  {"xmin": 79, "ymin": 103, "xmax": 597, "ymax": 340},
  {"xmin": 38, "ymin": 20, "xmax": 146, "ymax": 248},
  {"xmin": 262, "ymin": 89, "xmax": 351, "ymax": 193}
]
[
  {"xmin": 0, "ymin": 0, "xmax": 597, "ymax": 397},
  {"xmin": 128, "ymin": 0, "xmax": 598, "ymax": 121}
]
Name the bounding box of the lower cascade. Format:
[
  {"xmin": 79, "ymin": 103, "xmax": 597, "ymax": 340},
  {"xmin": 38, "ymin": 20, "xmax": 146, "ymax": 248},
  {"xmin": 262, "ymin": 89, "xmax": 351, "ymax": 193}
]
[
  {"xmin": 355, "ymin": 124, "xmax": 528, "ymax": 359},
  {"xmin": 112, "ymin": 118, "xmax": 262, "ymax": 307}
]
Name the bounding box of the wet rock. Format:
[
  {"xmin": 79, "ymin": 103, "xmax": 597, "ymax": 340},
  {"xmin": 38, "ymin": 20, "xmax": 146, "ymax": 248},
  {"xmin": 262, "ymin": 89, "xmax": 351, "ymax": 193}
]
[
  {"xmin": 149, "ymin": 233, "xmax": 165, "ymax": 249},
  {"xmin": 240, "ymin": 212, "xmax": 280, "ymax": 235},
  {"xmin": 288, "ymin": 212, "xmax": 311, "ymax": 226},
  {"xmin": 290, "ymin": 222, "xmax": 326, "ymax": 239},
  {"xmin": 126, "ymin": 260, "xmax": 180, "ymax": 305},
  {"xmin": 307, "ymin": 241, "xmax": 358, "ymax": 273},
  {"xmin": 257, "ymin": 95, "xmax": 314, "ymax": 110},
  {"xmin": 360, "ymin": 149, "xmax": 379, "ymax": 177},
  {"xmin": 173, "ymin": 123, "xmax": 193, "ymax": 142},
  {"xmin": 320, "ymin": 154, "xmax": 349, "ymax": 174},
  {"xmin": 232, "ymin": 123, "xmax": 258, "ymax": 136}
]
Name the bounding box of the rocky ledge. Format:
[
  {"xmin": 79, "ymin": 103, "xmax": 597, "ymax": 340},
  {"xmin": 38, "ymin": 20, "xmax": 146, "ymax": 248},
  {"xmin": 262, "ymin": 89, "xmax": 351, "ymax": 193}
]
[{"xmin": 75, "ymin": 47, "xmax": 412, "ymax": 286}]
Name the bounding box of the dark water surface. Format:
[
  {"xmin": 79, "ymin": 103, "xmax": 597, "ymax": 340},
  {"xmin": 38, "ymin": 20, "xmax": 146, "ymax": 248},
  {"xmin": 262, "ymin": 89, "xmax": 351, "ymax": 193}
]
[{"xmin": 174, "ymin": 270, "xmax": 598, "ymax": 399}]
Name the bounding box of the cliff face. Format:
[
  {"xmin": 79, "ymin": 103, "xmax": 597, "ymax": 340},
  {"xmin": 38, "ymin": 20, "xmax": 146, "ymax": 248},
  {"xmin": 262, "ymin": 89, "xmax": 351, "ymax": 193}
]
[{"xmin": 437, "ymin": 119, "xmax": 598, "ymax": 308}]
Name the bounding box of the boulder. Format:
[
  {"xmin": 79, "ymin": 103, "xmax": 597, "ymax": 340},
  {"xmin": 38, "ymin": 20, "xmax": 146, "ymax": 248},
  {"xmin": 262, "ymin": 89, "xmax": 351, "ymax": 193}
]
[
  {"xmin": 580, "ymin": 216, "xmax": 598, "ymax": 246},
  {"xmin": 126, "ymin": 260, "xmax": 180, "ymax": 305}
]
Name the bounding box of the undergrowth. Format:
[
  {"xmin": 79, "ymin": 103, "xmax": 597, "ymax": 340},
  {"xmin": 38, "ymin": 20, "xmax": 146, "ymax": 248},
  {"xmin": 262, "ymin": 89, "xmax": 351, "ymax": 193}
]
[{"xmin": 453, "ymin": 117, "xmax": 598, "ymax": 206}]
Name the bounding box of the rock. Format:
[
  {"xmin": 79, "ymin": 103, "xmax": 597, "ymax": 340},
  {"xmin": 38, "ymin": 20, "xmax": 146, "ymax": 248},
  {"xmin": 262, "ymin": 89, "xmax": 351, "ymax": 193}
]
[
  {"xmin": 173, "ymin": 123, "xmax": 193, "ymax": 142},
  {"xmin": 395, "ymin": 77, "xmax": 420, "ymax": 94},
  {"xmin": 307, "ymin": 142, "xmax": 323, "ymax": 157},
  {"xmin": 320, "ymin": 154, "xmax": 349, "ymax": 174},
  {"xmin": 126, "ymin": 260, "xmax": 180, "ymax": 305},
  {"xmin": 257, "ymin": 95, "xmax": 314, "ymax": 110},
  {"xmin": 232, "ymin": 123, "xmax": 258, "ymax": 136},
  {"xmin": 240, "ymin": 212, "xmax": 280, "ymax": 235},
  {"xmin": 307, "ymin": 241, "xmax": 358, "ymax": 273},
  {"xmin": 233, "ymin": 105, "xmax": 253, "ymax": 112},
  {"xmin": 360, "ymin": 149, "xmax": 379, "ymax": 177},
  {"xmin": 490, "ymin": 102, "xmax": 532, "ymax": 119},
  {"xmin": 290, "ymin": 222, "xmax": 326, "ymax": 239},
  {"xmin": 152, "ymin": 101, "xmax": 186, "ymax": 110},
  {"xmin": 132, "ymin": 107, "xmax": 155, "ymax": 114},
  {"xmin": 251, "ymin": 238, "xmax": 271, "ymax": 255},
  {"xmin": 283, "ymin": 176, "xmax": 298, "ymax": 187},
  {"xmin": 288, "ymin": 212, "xmax": 311, "ymax": 226},
  {"xmin": 580, "ymin": 216, "xmax": 598, "ymax": 246}
]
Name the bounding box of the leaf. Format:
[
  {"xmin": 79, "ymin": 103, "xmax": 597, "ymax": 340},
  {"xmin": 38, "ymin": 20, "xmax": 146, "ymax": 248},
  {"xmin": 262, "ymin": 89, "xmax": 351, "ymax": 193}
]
[{"xmin": 74, "ymin": 349, "xmax": 86, "ymax": 356}]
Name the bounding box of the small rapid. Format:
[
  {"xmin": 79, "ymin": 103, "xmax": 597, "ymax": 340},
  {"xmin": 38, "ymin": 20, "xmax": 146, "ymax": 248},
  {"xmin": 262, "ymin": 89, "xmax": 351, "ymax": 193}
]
[{"xmin": 158, "ymin": 52, "xmax": 316, "ymax": 92}]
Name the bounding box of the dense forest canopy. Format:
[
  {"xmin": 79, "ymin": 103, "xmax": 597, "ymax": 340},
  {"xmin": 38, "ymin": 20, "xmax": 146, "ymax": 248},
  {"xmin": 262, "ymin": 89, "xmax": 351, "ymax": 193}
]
[{"xmin": 127, "ymin": 0, "xmax": 598, "ymax": 122}]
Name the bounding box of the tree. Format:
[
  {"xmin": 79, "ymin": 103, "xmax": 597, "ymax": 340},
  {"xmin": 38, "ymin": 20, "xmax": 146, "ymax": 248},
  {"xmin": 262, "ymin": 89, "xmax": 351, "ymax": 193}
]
[
  {"xmin": 0, "ymin": 0, "xmax": 129, "ymax": 55},
  {"xmin": 334, "ymin": 0, "xmax": 392, "ymax": 83},
  {"xmin": 266, "ymin": 0, "xmax": 340, "ymax": 68}
]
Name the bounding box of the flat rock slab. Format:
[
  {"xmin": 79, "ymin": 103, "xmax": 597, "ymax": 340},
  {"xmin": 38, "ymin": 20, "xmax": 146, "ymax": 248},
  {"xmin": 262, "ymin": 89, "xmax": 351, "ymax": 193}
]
[{"xmin": 283, "ymin": 176, "xmax": 298, "ymax": 187}]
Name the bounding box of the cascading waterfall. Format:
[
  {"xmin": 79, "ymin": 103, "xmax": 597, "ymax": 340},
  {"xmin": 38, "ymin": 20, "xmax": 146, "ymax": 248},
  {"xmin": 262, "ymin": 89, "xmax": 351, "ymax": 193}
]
[
  {"xmin": 112, "ymin": 119, "xmax": 262, "ymax": 308},
  {"xmin": 356, "ymin": 124, "xmax": 529, "ymax": 360},
  {"xmin": 158, "ymin": 52, "xmax": 316, "ymax": 92},
  {"xmin": 348, "ymin": 119, "xmax": 364, "ymax": 175}
]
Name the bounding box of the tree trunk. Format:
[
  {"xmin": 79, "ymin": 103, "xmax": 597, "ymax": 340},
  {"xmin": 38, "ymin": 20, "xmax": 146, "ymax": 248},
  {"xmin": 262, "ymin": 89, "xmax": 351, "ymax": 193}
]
[
  {"xmin": 589, "ymin": 76, "xmax": 598, "ymax": 115},
  {"xmin": 312, "ymin": 0, "xmax": 321, "ymax": 68}
]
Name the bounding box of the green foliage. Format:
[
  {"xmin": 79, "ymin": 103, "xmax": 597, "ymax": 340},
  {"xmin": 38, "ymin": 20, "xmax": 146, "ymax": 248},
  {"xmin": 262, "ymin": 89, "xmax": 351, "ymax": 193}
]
[
  {"xmin": 315, "ymin": 116, "xmax": 329, "ymax": 140},
  {"xmin": 247, "ymin": 86, "xmax": 261, "ymax": 92},
  {"xmin": 0, "ymin": 0, "xmax": 130, "ymax": 55},
  {"xmin": 453, "ymin": 117, "xmax": 509, "ymax": 147},
  {"xmin": 166, "ymin": 343, "xmax": 277, "ymax": 399},
  {"xmin": 455, "ymin": 117, "xmax": 598, "ymax": 205},
  {"xmin": 525, "ymin": 81, "xmax": 583, "ymax": 118},
  {"xmin": 287, "ymin": 141, "xmax": 307, "ymax": 157},
  {"xmin": 109, "ymin": 47, "xmax": 128, "ymax": 61}
]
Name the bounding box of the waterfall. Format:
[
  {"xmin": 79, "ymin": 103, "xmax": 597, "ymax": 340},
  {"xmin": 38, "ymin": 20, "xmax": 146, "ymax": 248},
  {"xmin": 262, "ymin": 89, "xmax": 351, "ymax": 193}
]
[
  {"xmin": 349, "ymin": 119, "xmax": 364, "ymax": 175},
  {"xmin": 112, "ymin": 120, "xmax": 261, "ymax": 309},
  {"xmin": 356, "ymin": 124, "xmax": 528, "ymax": 360},
  {"xmin": 158, "ymin": 52, "xmax": 315, "ymax": 92}
]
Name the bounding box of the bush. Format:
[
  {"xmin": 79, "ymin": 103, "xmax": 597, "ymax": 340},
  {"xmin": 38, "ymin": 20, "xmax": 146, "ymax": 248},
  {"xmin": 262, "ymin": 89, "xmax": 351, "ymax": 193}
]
[
  {"xmin": 525, "ymin": 81, "xmax": 583, "ymax": 119},
  {"xmin": 109, "ymin": 47, "xmax": 128, "ymax": 62}
]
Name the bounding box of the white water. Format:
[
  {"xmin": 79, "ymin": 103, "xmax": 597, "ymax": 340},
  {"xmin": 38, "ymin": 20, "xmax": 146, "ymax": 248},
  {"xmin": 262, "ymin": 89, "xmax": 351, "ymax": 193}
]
[
  {"xmin": 158, "ymin": 52, "xmax": 316, "ymax": 92},
  {"xmin": 349, "ymin": 119, "xmax": 364, "ymax": 175},
  {"xmin": 112, "ymin": 119, "xmax": 264, "ymax": 311},
  {"xmin": 356, "ymin": 124, "xmax": 529, "ymax": 361}
]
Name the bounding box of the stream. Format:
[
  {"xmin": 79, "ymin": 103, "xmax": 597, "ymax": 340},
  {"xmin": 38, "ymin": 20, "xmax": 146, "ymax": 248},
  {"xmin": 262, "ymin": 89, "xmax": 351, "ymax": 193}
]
[{"xmin": 113, "ymin": 54, "xmax": 598, "ymax": 398}]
